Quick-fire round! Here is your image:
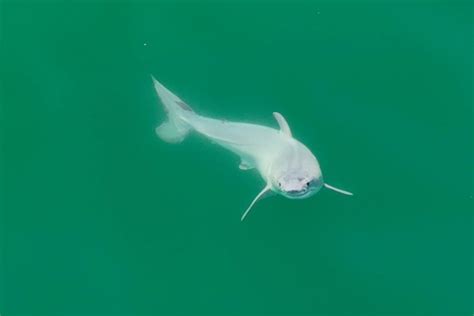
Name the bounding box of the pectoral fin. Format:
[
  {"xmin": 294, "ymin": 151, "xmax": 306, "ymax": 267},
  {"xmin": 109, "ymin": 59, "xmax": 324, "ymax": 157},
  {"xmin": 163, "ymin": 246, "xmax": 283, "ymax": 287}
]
[
  {"xmin": 241, "ymin": 184, "xmax": 273, "ymax": 221},
  {"xmin": 324, "ymin": 183, "xmax": 353, "ymax": 196},
  {"xmin": 273, "ymin": 112, "xmax": 292, "ymax": 137},
  {"xmin": 239, "ymin": 162, "xmax": 252, "ymax": 170},
  {"xmin": 239, "ymin": 157, "xmax": 255, "ymax": 170}
]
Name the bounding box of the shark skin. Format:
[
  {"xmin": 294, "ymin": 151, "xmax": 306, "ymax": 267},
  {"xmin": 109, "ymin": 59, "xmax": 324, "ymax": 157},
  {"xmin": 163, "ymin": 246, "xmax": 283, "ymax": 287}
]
[{"xmin": 152, "ymin": 76, "xmax": 353, "ymax": 221}]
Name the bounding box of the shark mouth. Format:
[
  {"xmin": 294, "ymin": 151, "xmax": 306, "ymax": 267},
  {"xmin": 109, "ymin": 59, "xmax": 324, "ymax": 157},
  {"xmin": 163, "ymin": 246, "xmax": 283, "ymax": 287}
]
[{"xmin": 284, "ymin": 189, "xmax": 310, "ymax": 199}]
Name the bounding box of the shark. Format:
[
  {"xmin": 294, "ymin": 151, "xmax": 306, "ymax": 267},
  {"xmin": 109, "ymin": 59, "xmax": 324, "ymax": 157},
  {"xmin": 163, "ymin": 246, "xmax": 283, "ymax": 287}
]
[{"xmin": 152, "ymin": 76, "xmax": 353, "ymax": 221}]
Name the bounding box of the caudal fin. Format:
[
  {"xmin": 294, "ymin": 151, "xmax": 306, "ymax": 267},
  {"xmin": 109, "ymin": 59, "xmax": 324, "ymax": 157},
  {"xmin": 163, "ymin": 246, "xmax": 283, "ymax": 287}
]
[{"xmin": 152, "ymin": 76, "xmax": 194, "ymax": 143}]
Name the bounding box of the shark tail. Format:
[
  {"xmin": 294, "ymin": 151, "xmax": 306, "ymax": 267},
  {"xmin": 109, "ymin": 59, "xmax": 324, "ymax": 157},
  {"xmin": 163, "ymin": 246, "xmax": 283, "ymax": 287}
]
[{"xmin": 152, "ymin": 76, "xmax": 195, "ymax": 143}]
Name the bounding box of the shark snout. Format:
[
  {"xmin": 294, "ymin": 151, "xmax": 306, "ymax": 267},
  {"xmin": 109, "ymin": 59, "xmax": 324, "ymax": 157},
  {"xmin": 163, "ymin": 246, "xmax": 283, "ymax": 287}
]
[
  {"xmin": 284, "ymin": 183, "xmax": 308, "ymax": 193},
  {"xmin": 277, "ymin": 177, "xmax": 323, "ymax": 199}
]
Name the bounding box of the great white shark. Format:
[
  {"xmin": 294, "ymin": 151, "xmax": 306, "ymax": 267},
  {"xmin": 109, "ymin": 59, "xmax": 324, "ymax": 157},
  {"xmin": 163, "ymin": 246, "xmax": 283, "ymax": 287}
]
[{"xmin": 152, "ymin": 76, "xmax": 353, "ymax": 220}]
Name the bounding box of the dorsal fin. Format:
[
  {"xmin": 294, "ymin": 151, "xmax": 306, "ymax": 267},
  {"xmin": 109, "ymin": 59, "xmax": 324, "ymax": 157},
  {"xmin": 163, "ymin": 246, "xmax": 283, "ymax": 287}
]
[{"xmin": 273, "ymin": 112, "xmax": 292, "ymax": 137}]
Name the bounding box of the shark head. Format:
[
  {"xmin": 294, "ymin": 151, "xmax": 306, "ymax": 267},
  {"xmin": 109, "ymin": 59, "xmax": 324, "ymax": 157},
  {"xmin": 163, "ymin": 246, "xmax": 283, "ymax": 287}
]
[
  {"xmin": 268, "ymin": 139, "xmax": 323, "ymax": 199},
  {"xmin": 275, "ymin": 173, "xmax": 323, "ymax": 199},
  {"xmin": 240, "ymin": 139, "xmax": 324, "ymax": 221}
]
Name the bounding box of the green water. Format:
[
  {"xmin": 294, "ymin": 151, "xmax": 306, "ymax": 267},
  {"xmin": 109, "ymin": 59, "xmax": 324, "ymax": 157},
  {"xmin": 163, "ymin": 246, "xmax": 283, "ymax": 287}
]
[{"xmin": 1, "ymin": 0, "xmax": 472, "ymax": 314}]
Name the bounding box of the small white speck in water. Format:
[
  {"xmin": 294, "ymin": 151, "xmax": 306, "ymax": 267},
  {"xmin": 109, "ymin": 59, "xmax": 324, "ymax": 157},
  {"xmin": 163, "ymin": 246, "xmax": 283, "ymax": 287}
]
[{"xmin": 144, "ymin": 42, "xmax": 148, "ymax": 46}]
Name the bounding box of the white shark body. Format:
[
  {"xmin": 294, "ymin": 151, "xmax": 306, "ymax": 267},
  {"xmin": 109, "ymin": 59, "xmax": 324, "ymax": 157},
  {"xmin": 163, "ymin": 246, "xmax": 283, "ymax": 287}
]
[{"xmin": 152, "ymin": 76, "xmax": 352, "ymax": 220}]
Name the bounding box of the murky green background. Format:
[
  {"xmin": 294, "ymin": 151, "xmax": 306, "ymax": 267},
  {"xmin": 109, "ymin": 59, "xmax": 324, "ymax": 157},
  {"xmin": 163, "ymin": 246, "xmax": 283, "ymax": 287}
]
[{"xmin": 1, "ymin": 0, "xmax": 472, "ymax": 314}]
